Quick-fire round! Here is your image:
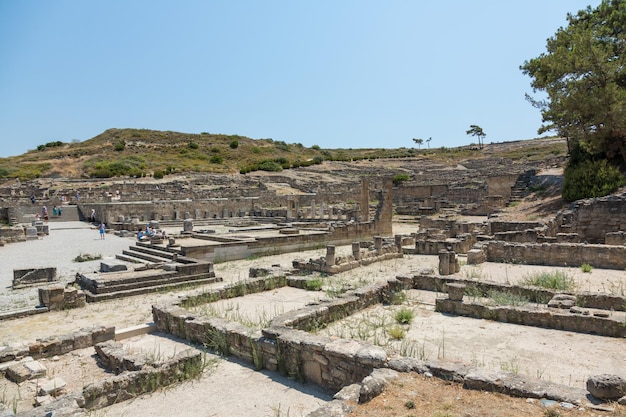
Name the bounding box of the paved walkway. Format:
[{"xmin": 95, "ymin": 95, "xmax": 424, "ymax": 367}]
[{"xmin": 0, "ymin": 221, "xmax": 136, "ymax": 311}]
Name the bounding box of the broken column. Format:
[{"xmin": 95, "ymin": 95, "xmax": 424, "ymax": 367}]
[
  {"xmin": 374, "ymin": 236, "xmax": 383, "ymax": 254},
  {"xmin": 352, "ymin": 242, "xmax": 361, "ymax": 260},
  {"xmin": 438, "ymin": 250, "xmax": 450, "ymax": 275},
  {"xmin": 394, "ymin": 235, "xmax": 402, "ymax": 251},
  {"xmin": 325, "ymin": 245, "xmax": 336, "ymax": 266},
  {"xmin": 183, "ymin": 219, "xmax": 193, "ymax": 233},
  {"xmin": 360, "ymin": 178, "xmax": 370, "ymax": 222}
]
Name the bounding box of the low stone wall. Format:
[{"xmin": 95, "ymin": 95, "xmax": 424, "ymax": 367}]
[
  {"xmin": 38, "ymin": 285, "xmax": 86, "ymax": 310},
  {"xmin": 396, "ymin": 271, "xmax": 625, "ymax": 311},
  {"xmin": 0, "ymin": 326, "xmax": 115, "ymax": 364},
  {"xmin": 83, "ymin": 347, "xmax": 202, "ymax": 409},
  {"xmin": 152, "ymin": 277, "xmax": 398, "ymax": 390},
  {"xmin": 435, "ymin": 298, "xmax": 625, "ymax": 338},
  {"xmin": 474, "ymin": 241, "xmax": 626, "ymax": 270},
  {"xmin": 12, "ymin": 267, "xmax": 57, "ymax": 288}
]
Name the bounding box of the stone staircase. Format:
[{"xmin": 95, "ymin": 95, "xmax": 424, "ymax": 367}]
[
  {"xmin": 76, "ymin": 243, "xmax": 222, "ymax": 302},
  {"xmin": 509, "ymin": 170, "xmax": 536, "ymax": 204},
  {"xmin": 116, "ymin": 243, "xmax": 177, "ymax": 266}
]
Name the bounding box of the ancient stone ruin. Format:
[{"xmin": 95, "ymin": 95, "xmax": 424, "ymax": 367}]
[{"xmin": 0, "ymin": 147, "xmax": 625, "ymax": 415}]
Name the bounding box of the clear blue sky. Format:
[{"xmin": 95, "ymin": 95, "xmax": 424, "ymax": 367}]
[{"xmin": 0, "ymin": 1, "xmax": 596, "ymax": 158}]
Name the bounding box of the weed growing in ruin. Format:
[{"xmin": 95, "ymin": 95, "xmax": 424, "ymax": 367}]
[
  {"xmin": 394, "ymin": 308, "xmax": 414, "ymax": 324},
  {"xmin": 399, "ymin": 339, "xmax": 430, "ymax": 360},
  {"xmin": 486, "ymin": 290, "xmax": 529, "ymax": 307},
  {"xmin": 580, "ymin": 263, "xmax": 593, "ymax": 273},
  {"xmin": 464, "ymin": 284, "xmax": 484, "ymax": 302},
  {"xmin": 500, "ymin": 357, "xmax": 521, "ymax": 375},
  {"xmin": 388, "ymin": 325, "xmax": 406, "ymax": 340},
  {"xmin": 73, "ymin": 253, "xmax": 102, "ymax": 262},
  {"xmin": 462, "ymin": 266, "xmax": 483, "ymax": 280},
  {"xmin": 204, "ymin": 327, "xmax": 229, "ymax": 356},
  {"xmin": 305, "ymin": 278, "xmax": 323, "ymax": 291},
  {"xmin": 521, "ymin": 271, "xmax": 575, "ymax": 291},
  {"xmin": 543, "ymin": 409, "xmax": 563, "ymax": 417},
  {"xmin": 384, "ymin": 289, "xmax": 407, "ymax": 305}
]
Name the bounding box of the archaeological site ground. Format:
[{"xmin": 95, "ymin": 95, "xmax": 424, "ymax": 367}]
[{"xmin": 0, "ymin": 136, "xmax": 624, "ymax": 417}]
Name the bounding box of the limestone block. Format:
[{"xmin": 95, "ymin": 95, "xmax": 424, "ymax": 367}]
[
  {"xmin": 548, "ymin": 294, "xmax": 576, "ymax": 309},
  {"xmin": 38, "ymin": 377, "xmax": 67, "ymax": 396},
  {"xmin": 467, "ymin": 248, "xmax": 486, "ymax": 264},
  {"xmin": 446, "ymin": 283, "xmax": 466, "ymax": 301},
  {"xmin": 100, "ymin": 261, "xmax": 128, "ymax": 273},
  {"xmin": 6, "ymin": 358, "xmax": 47, "ymax": 383},
  {"xmin": 587, "ymin": 374, "xmax": 626, "ymax": 400}
]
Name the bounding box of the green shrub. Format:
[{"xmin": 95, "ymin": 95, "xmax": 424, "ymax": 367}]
[
  {"xmin": 274, "ymin": 141, "xmax": 290, "ymax": 151},
  {"xmin": 114, "ymin": 140, "xmax": 126, "ymax": 151},
  {"xmin": 153, "ymin": 170, "xmax": 164, "ymax": 179},
  {"xmin": 305, "ymin": 278, "xmax": 323, "ymax": 291},
  {"xmin": 188, "ymin": 141, "xmax": 199, "ymax": 149},
  {"xmin": 394, "ymin": 308, "xmax": 414, "ymax": 324},
  {"xmin": 229, "ymin": 140, "xmax": 239, "ymax": 149},
  {"xmin": 521, "ymin": 271, "xmax": 575, "ymax": 291},
  {"xmin": 311, "ymin": 144, "xmax": 320, "ymax": 150},
  {"xmin": 580, "ymin": 263, "xmax": 593, "ymax": 273},
  {"xmin": 562, "ymin": 159, "xmax": 625, "ymax": 202},
  {"xmin": 258, "ymin": 160, "xmax": 283, "ymax": 172},
  {"xmin": 210, "ymin": 155, "xmax": 223, "ymax": 164},
  {"xmin": 392, "ymin": 173, "xmax": 410, "ymax": 186}
]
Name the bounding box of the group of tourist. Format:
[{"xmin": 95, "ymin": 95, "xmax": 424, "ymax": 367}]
[{"xmin": 137, "ymin": 226, "xmax": 166, "ymax": 241}]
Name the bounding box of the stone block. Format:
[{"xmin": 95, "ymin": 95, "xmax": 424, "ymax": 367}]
[
  {"xmin": 467, "ymin": 248, "xmax": 486, "ymax": 264},
  {"xmin": 6, "ymin": 359, "xmax": 47, "ymax": 383},
  {"xmin": 100, "ymin": 261, "xmax": 128, "ymax": 273},
  {"xmin": 38, "ymin": 377, "xmax": 66, "ymax": 396},
  {"xmin": 587, "ymin": 374, "xmax": 626, "ymax": 400}
]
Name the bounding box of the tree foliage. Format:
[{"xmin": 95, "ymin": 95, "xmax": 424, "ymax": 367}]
[
  {"xmin": 562, "ymin": 159, "xmax": 625, "ymax": 201},
  {"xmin": 466, "ymin": 125, "xmax": 486, "ymax": 149},
  {"xmin": 520, "ymin": 0, "xmax": 626, "ymax": 163}
]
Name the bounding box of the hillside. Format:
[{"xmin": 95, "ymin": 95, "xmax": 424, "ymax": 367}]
[{"xmin": 0, "ymin": 128, "xmax": 567, "ymax": 180}]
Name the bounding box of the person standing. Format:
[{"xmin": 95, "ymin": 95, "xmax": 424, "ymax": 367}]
[{"xmin": 99, "ymin": 222, "xmax": 106, "ymax": 240}]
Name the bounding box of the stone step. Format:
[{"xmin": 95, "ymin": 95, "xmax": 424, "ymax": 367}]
[
  {"xmin": 130, "ymin": 244, "xmax": 179, "ymax": 259},
  {"xmin": 121, "ymin": 249, "xmax": 171, "ymax": 264},
  {"xmin": 77, "ymin": 270, "xmax": 179, "ymax": 294},
  {"xmin": 83, "ymin": 275, "xmax": 223, "ymax": 302},
  {"xmin": 115, "ymin": 253, "xmax": 156, "ymax": 266}
]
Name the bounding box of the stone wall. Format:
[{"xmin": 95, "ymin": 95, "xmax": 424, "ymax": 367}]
[
  {"xmin": 12, "ymin": 267, "xmax": 58, "ymax": 288},
  {"xmin": 475, "ymin": 241, "xmax": 626, "ymax": 270},
  {"xmin": 556, "ymin": 193, "xmax": 626, "ymax": 244},
  {"xmin": 435, "ymin": 298, "xmax": 625, "ymax": 338},
  {"xmin": 0, "ymin": 325, "xmax": 114, "ymax": 363}
]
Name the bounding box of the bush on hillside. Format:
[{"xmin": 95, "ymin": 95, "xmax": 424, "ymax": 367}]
[
  {"xmin": 392, "ymin": 173, "xmax": 410, "ymax": 186},
  {"xmin": 562, "ymin": 159, "xmax": 625, "ymax": 202}
]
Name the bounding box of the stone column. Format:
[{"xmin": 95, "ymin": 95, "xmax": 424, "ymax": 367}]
[
  {"xmin": 449, "ymin": 251, "xmax": 460, "ymax": 273},
  {"xmin": 394, "ymin": 235, "xmax": 403, "ymax": 251},
  {"xmin": 311, "ymin": 200, "xmax": 316, "ymax": 220},
  {"xmin": 222, "ymin": 208, "xmax": 229, "ymax": 218},
  {"xmin": 438, "ymin": 250, "xmax": 450, "ymax": 275},
  {"xmin": 195, "ymin": 209, "xmax": 201, "ymax": 219},
  {"xmin": 360, "ymin": 178, "xmax": 370, "ymax": 222},
  {"xmin": 183, "ymin": 219, "xmax": 193, "ymax": 233},
  {"xmin": 374, "ymin": 236, "xmax": 383, "ymax": 254},
  {"xmin": 352, "ymin": 242, "xmax": 361, "ymax": 260},
  {"xmin": 325, "ymin": 245, "xmax": 336, "ymax": 266}
]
